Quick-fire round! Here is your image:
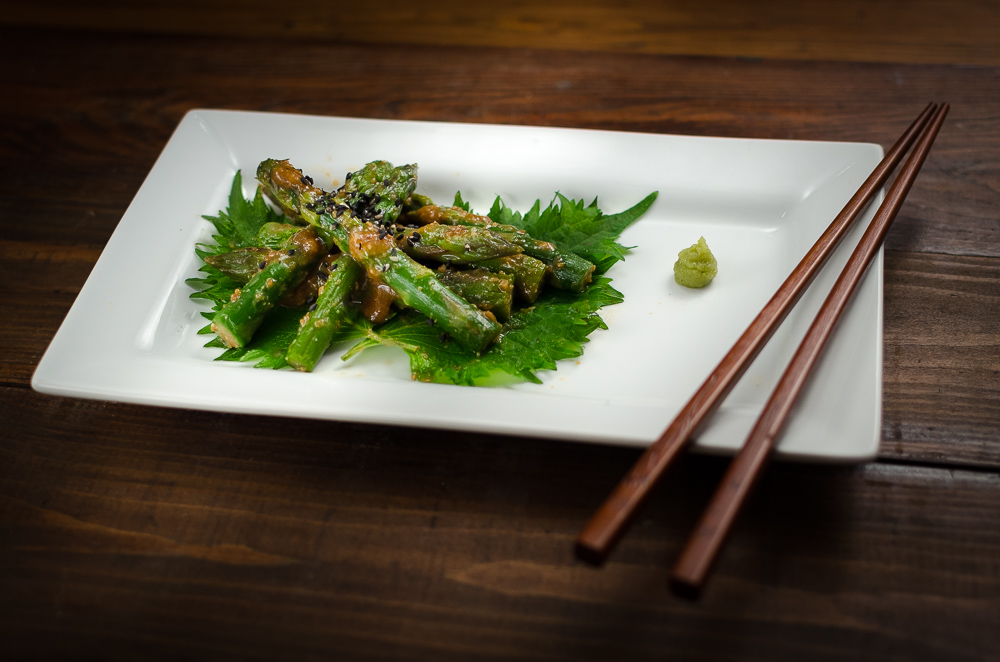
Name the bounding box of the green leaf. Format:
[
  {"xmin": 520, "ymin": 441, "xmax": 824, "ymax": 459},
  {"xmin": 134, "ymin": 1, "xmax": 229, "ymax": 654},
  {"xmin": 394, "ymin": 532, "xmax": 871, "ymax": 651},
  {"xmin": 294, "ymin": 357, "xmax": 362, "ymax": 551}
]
[
  {"xmin": 200, "ymin": 171, "xmax": 286, "ymax": 252},
  {"xmin": 192, "ymin": 171, "xmax": 656, "ymax": 383},
  {"xmin": 344, "ymin": 277, "xmax": 623, "ymax": 385},
  {"xmin": 210, "ymin": 306, "xmax": 301, "ymax": 369},
  {"xmin": 189, "ymin": 170, "xmax": 305, "ymax": 368},
  {"xmin": 492, "ymin": 191, "xmax": 657, "ymax": 274},
  {"xmin": 452, "ymin": 191, "xmax": 471, "ymax": 212}
]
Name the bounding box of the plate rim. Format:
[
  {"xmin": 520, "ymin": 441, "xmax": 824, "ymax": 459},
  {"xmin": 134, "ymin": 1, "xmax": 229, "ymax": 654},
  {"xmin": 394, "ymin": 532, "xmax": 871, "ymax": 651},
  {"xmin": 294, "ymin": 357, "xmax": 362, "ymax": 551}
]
[{"xmin": 32, "ymin": 108, "xmax": 884, "ymax": 463}]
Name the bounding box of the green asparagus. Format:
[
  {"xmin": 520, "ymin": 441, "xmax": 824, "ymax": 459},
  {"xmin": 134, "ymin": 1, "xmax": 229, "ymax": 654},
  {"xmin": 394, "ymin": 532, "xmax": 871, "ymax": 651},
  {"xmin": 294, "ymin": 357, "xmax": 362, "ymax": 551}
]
[
  {"xmin": 192, "ymin": 159, "xmax": 657, "ymax": 384},
  {"xmin": 476, "ymin": 254, "xmax": 549, "ymax": 303},
  {"xmin": 210, "ymin": 227, "xmax": 326, "ymax": 347},
  {"xmin": 285, "ymin": 254, "xmax": 362, "ymax": 372},
  {"xmin": 256, "ymin": 159, "xmax": 502, "ymax": 354},
  {"xmin": 406, "ymin": 205, "xmax": 596, "ymax": 291},
  {"xmin": 434, "ymin": 267, "xmax": 514, "ymax": 321},
  {"xmin": 398, "ymin": 223, "xmax": 522, "ymax": 264}
]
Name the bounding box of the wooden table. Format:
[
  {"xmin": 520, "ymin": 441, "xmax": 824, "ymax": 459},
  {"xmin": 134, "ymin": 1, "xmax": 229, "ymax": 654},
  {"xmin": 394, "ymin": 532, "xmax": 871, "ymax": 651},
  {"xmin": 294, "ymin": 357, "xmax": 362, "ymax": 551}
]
[{"xmin": 2, "ymin": 2, "xmax": 998, "ymax": 659}]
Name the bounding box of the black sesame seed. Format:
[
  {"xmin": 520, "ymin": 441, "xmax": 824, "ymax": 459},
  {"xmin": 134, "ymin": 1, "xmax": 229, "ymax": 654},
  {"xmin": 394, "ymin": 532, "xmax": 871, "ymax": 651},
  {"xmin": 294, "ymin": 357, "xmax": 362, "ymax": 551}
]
[
  {"xmin": 317, "ymin": 272, "xmax": 329, "ymax": 283},
  {"xmin": 308, "ymin": 303, "xmax": 317, "ymax": 311},
  {"xmin": 394, "ymin": 197, "xmax": 403, "ymax": 206},
  {"xmin": 258, "ymin": 261, "xmax": 267, "ymax": 270},
  {"xmin": 286, "ymin": 249, "xmax": 296, "ymax": 256}
]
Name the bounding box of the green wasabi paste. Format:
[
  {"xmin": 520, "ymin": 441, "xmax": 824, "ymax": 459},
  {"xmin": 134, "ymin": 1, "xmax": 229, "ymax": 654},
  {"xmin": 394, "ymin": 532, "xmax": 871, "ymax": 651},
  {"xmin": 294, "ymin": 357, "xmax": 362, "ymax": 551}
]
[{"xmin": 673, "ymin": 236, "xmax": 718, "ymax": 288}]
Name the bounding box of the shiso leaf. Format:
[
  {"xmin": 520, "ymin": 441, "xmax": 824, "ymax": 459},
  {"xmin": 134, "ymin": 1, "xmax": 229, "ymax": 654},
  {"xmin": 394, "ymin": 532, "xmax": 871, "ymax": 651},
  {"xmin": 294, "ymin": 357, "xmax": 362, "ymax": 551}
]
[
  {"xmin": 190, "ymin": 171, "xmax": 655, "ymax": 382},
  {"xmin": 346, "ymin": 276, "xmax": 623, "ymax": 385},
  {"xmin": 489, "ymin": 192, "xmax": 657, "ymax": 274}
]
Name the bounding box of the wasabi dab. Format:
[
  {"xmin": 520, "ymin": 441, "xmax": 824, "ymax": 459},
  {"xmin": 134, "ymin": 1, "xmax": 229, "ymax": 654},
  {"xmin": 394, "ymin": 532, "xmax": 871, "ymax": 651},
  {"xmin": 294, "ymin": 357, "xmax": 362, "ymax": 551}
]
[{"xmin": 673, "ymin": 236, "xmax": 717, "ymax": 288}]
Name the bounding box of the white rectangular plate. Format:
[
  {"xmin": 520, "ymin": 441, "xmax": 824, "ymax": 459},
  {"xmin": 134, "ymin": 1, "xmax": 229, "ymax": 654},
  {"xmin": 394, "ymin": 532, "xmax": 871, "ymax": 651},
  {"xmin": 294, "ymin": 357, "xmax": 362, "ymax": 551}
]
[{"xmin": 33, "ymin": 109, "xmax": 883, "ymax": 462}]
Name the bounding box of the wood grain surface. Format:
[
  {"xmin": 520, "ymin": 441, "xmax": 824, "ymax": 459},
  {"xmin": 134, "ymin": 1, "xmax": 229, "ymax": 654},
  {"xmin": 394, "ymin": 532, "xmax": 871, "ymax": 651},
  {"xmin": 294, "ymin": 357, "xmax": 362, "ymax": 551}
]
[
  {"xmin": 4, "ymin": 0, "xmax": 1000, "ymax": 66},
  {"xmin": 1, "ymin": 2, "xmax": 998, "ymax": 660}
]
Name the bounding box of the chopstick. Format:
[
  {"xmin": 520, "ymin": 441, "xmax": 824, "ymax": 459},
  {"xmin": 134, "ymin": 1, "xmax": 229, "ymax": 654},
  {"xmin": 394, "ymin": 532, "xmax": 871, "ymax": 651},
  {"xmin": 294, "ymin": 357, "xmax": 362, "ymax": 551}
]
[
  {"xmin": 575, "ymin": 102, "xmax": 939, "ymax": 566},
  {"xmin": 670, "ymin": 103, "xmax": 949, "ymax": 598}
]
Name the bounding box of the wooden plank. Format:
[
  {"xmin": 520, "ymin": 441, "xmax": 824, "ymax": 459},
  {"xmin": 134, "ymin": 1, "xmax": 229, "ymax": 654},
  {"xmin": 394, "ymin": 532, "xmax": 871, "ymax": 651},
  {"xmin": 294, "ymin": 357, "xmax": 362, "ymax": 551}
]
[
  {"xmin": 1, "ymin": 388, "xmax": 998, "ymax": 660},
  {"xmin": 1, "ymin": 31, "xmax": 997, "ymax": 259},
  {"xmin": 3, "ymin": 0, "xmax": 1000, "ymax": 66},
  {"xmin": 881, "ymin": 252, "xmax": 1000, "ymax": 466},
  {"xmin": 0, "ymin": 242, "xmax": 97, "ymax": 385}
]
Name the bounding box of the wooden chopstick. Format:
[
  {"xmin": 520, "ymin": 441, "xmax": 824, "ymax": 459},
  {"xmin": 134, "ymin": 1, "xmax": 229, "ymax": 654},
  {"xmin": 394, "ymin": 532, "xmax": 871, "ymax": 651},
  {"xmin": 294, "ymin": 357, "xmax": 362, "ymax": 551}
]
[
  {"xmin": 670, "ymin": 103, "xmax": 949, "ymax": 598},
  {"xmin": 575, "ymin": 103, "xmax": 939, "ymax": 565}
]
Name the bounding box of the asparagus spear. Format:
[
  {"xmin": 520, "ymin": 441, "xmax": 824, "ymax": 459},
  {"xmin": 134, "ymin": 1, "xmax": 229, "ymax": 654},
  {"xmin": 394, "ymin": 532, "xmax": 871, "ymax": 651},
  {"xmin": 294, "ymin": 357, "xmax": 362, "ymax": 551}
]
[
  {"xmin": 434, "ymin": 268, "xmax": 514, "ymax": 321},
  {"xmin": 257, "ymin": 222, "xmax": 305, "ymax": 248},
  {"xmin": 357, "ymin": 274, "xmax": 397, "ymax": 324},
  {"xmin": 285, "ymin": 254, "xmax": 362, "ymax": 372},
  {"xmin": 204, "ymin": 246, "xmax": 275, "ymax": 284},
  {"xmin": 406, "ymin": 205, "xmax": 596, "ymax": 292},
  {"xmin": 350, "ymin": 225, "xmax": 502, "ymax": 353},
  {"xmin": 210, "ymin": 227, "xmax": 326, "ymax": 347},
  {"xmin": 397, "ymin": 223, "xmax": 522, "ymax": 264},
  {"xmin": 476, "ymin": 254, "xmax": 549, "ymax": 303},
  {"xmin": 401, "ymin": 192, "xmax": 434, "ymax": 214},
  {"xmin": 257, "ymin": 159, "xmax": 502, "ymax": 354},
  {"xmin": 204, "ymin": 220, "xmax": 319, "ymax": 285}
]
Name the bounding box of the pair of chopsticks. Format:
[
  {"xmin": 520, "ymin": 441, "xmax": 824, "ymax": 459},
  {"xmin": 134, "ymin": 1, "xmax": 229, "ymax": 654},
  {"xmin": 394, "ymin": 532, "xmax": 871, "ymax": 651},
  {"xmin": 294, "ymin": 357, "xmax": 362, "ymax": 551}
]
[{"xmin": 575, "ymin": 103, "xmax": 949, "ymax": 598}]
